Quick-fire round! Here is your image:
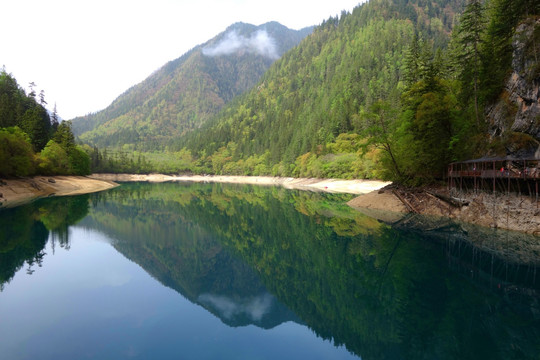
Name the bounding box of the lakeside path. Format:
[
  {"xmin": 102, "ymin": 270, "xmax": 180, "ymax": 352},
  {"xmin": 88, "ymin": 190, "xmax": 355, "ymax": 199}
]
[
  {"xmin": 89, "ymin": 173, "xmax": 391, "ymax": 195},
  {"xmin": 0, "ymin": 176, "xmax": 119, "ymax": 209}
]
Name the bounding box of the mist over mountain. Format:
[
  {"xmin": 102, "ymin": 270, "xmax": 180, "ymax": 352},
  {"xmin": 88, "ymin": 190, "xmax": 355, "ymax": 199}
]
[
  {"xmin": 202, "ymin": 29, "xmax": 279, "ymax": 59},
  {"xmin": 72, "ymin": 21, "xmax": 312, "ymax": 149}
]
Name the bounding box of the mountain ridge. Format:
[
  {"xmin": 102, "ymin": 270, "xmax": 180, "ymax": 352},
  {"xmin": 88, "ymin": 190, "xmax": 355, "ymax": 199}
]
[{"xmin": 72, "ymin": 21, "xmax": 313, "ymax": 149}]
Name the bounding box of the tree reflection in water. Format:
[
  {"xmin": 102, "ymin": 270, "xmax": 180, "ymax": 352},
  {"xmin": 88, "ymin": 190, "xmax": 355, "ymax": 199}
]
[
  {"xmin": 1, "ymin": 182, "xmax": 538, "ymax": 359},
  {"xmin": 85, "ymin": 182, "xmax": 540, "ymax": 360}
]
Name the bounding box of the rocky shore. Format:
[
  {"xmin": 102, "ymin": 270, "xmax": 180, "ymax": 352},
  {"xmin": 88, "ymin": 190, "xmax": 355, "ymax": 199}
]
[{"xmin": 348, "ymin": 184, "xmax": 540, "ymax": 235}]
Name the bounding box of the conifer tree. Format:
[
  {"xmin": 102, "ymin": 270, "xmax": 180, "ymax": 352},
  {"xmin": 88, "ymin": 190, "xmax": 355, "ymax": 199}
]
[
  {"xmin": 52, "ymin": 121, "xmax": 76, "ymax": 150},
  {"xmin": 403, "ymin": 35, "xmax": 421, "ymax": 87},
  {"xmin": 28, "ymin": 82, "xmax": 36, "ymax": 99},
  {"xmin": 51, "ymin": 103, "xmax": 59, "ymax": 132},
  {"xmin": 39, "ymin": 90, "xmax": 47, "ymax": 106},
  {"xmin": 457, "ymin": 0, "xmax": 486, "ymax": 126}
]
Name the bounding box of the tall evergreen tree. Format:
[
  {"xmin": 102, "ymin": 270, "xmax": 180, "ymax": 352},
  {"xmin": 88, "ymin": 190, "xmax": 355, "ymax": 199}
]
[
  {"xmin": 39, "ymin": 90, "xmax": 47, "ymax": 106},
  {"xmin": 52, "ymin": 121, "xmax": 76, "ymax": 150},
  {"xmin": 457, "ymin": 0, "xmax": 486, "ymax": 126},
  {"xmin": 21, "ymin": 106, "xmax": 51, "ymax": 151},
  {"xmin": 28, "ymin": 82, "xmax": 36, "ymax": 99},
  {"xmin": 51, "ymin": 103, "xmax": 59, "ymax": 133},
  {"xmin": 403, "ymin": 35, "xmax": 421, "ymax": 87}
]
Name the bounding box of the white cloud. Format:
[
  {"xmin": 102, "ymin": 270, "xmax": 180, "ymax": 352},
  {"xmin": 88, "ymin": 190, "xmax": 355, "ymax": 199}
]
[
  {"xmin": 1, "ymin": 0, "xmax": 364, "ymax": 119},
  {"xmin": 202, "ymin": 30, "xmax": 278, "ymax": 59}
]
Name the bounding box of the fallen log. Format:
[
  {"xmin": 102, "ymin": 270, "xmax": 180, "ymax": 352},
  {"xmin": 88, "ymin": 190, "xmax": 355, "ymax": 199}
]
[
  {"xmin": 426, "ymin": 191, "xmax": 470, "ymax": 208},
  {"xmin": 392, "ymin": 189, "xmax": 419, "ymax": 213}
]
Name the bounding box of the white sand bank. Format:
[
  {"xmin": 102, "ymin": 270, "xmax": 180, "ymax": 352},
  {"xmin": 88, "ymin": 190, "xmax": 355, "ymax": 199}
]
[{"xmin": 89, "ymin": 174, "xmax": 390, "ymax": 195}]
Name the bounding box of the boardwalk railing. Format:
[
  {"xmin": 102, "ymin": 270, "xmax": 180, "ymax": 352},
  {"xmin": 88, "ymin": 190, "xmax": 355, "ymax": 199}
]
[
  {"xmin": 449, "ymin": 169, "xmax": 540, "ymax": 179},
  {"xmin": 448, "ymin": 158, "xmax": 539, "ymax": 198}
]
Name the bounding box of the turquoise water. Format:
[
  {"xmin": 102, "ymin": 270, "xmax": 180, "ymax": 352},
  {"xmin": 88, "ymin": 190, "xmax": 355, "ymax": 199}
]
[{"xmin": 0, "ymin": 182, "xmax": 538, "ymax": 359}]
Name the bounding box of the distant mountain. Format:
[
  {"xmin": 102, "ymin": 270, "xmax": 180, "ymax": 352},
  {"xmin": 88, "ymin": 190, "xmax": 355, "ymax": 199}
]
[
  {"xmin": 180, "ymin": 0, "xmax": 465, "ymax": 172},
  {"xmin": 178, "ymin": 0, "xmax": 539, "ymax": 181},
  {"xmin": 72, "ymin": 22, "xmax": 313, "ymax": 149}
]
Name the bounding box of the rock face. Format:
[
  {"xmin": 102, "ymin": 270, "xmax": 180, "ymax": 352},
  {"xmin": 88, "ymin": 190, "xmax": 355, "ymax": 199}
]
[{"xmin": 486, "ymin": 18, "xmax": 540, "ymax": 157}]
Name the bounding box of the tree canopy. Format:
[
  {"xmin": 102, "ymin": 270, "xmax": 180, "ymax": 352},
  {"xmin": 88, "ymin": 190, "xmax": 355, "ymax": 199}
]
[{"xmin": 0, "ymin": 69, "xmax": 90, "ymax": 177}]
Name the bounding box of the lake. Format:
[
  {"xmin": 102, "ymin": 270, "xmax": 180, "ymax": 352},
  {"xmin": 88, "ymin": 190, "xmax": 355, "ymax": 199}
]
[{"xmin": 0, "ymin": 182, "xmax": 539, "ymax": 359}]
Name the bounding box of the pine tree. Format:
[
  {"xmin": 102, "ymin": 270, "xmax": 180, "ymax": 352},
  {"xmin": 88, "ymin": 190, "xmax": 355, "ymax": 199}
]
[
  {"xmin": 457, "ymin": 0, "xmax": 486, "ymax": 126},
  {"xmin": 51, "ymin": 103, "xmax": 59, "ymax": 132},
  {"xmin": 52, "ymin": 121, "xmax": 76, "ymax": 150},
  {"xmin": 403, "ymin": 34, "xmax": 421, "ymax": 87},
  {"xmin": 28, "ymin": 82, "xmax": 36, "ymax": 99},
  {"xmin": 21, "ymin": 106, "xmax": 51, "ymax": 151},
  {"xmin": 39, "ymin": 90, "xmax": 47, "ymax": 106}
]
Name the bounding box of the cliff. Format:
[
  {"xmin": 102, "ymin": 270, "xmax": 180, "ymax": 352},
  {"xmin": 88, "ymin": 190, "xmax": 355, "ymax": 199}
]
[{"xmin": 486, "ymin": 17, "xmax": 540, "ymax": 157}]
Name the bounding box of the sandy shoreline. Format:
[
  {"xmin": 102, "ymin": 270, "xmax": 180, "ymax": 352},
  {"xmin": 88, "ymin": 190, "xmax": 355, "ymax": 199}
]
[
  {"xmin": 0, "ymin": 173, "xmax": 390, "ymax": 209},
  {"xmin": 0, "ymin": 176, "xmax": 119, "ymax": 209},
  {"xmin": 89, "ymin": 173, "xmax": 391, "ymax": 195}
]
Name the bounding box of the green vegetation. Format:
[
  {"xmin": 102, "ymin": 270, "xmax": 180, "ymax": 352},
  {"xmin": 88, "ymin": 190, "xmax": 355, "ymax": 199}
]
[
  {"xmin": 71, "ymin": 22, "xmax": 313, "ymax": 149},
  {"xmin": 0, "ymin": 69, "xmax": 91, "ymax": 177},
  {"xmin": 3, "ymin": 0, "xmax": 539, "ymax": 182},
  {"xmin": 164, "ymin": 0, "xmax": 538, "ymax": 184},
  {"xmin": 178, "ymin": 0, "xmax": 466, "ymax": 181}
]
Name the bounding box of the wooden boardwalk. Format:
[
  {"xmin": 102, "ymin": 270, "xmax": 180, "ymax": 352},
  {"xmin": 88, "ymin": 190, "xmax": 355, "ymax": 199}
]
[{"xmin": 448, "ymin": 157, "xmax": 539, "ymax": 199}]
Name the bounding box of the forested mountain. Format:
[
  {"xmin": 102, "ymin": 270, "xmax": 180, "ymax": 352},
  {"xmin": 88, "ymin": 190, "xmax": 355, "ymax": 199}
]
[
  {"xmin": 72, "ymin": 22, "xmax": 312, "ymax": 149},
  {"xmin": 180, "ymin": 0, "xmax": 466, "ymax": 178},
  {"xmin": 174, "ymin": 0, "xmax": 538, "ymax": 183},
  {"xmin": 69, "ymin": 0, "xmax": 540, "ymax": 182}
]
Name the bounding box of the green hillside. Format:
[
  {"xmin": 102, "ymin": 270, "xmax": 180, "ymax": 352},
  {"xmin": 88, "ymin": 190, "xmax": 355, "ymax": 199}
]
[
  {"xmin": 176, "ymin": 0, "xmax": 538, "ymax": 183},
  {"xmin": 72, "ymin": 22, "xmax": 312, "ymax": 149},
  {"xmin": 69, "ymin": 0, "xmax": 540, "ymax": 183},
  {"xmin": 180, "ymin": 0, "xmax": 465, "ymax": 179}
]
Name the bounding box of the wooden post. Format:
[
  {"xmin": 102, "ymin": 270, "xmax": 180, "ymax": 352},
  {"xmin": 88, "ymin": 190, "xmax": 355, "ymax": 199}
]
[
  {"xmin": 448, "ymin": 164, "xmax": 451, "ymax": 190},
  {"xmin": 451, "ymin": 164, "xmax": 454, "ymax": 190},
  {"xmin": 481, "ymin": 161, "xmax": 485, "ymax": 191},
  {"xmin": 474, "ymin": 162, "xmax": 477, "ymax": 193},
  {"xmin": 507, "ymin": 163, "xmax": 510, "ymax": 195},
  {"xmin": 460, "ymin": 163, "xmax": 463, "ymax": 193},
  {"xmin": 493, "ymin": 161, "xmax": 496, "ymax": 194}
]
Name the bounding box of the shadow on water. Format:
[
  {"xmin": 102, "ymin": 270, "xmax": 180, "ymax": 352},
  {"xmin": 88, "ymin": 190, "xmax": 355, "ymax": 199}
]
[{"xmin": 2, "ymin": 182, "xmax": 539, "ymax": 359}]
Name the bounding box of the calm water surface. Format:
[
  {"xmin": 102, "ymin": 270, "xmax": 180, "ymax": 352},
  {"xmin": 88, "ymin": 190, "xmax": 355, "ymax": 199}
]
[{"xmin": 0, "ymin": 182, "xmax": 539, "ymax": 359}]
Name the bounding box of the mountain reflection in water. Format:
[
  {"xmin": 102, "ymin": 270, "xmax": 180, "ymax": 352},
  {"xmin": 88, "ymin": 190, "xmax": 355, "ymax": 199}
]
[{"xmin": 0, "ymin": 182, "xmax": 538, "ymax": 360}]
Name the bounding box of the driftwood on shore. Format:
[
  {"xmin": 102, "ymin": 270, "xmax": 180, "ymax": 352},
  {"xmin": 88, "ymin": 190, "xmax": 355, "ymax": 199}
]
[
  {"xmin": 426, "ymin": 191, "xmax": 470, "ymax": 207},
  {"xmin": 392, "ymin": 189, "xmax": 419, "ymax": 213}
]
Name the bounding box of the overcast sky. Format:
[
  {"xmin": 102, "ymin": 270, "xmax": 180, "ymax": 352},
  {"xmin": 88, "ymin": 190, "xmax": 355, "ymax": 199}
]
[{"xmin": 2, "ymin": 0, "xmax": 363, "ymax": 119}]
